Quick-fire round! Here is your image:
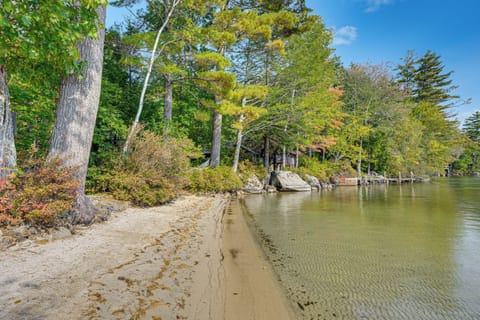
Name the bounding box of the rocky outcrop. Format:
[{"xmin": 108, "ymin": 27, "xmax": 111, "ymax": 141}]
[
  {"xmin": 305, "ymin": 174, "xmax": 321, "ymax": 191},
  {"xmin": 242, "ymin": 175, "xmax": 265, "ymax": 194},
  {"xmin": 270, "ymin": 171, "xmax": 311, "ymax": 192}
]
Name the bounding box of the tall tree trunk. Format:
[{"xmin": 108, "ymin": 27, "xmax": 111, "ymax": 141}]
[
  {"xmin": 232, "ymin": 127, "xmax": 243, "ymax": 173},
  {"xmin": 232, "ymin": 97, "xmax": 247, "ymax": 172},
  {"xmin": 0, "ymin": 66, "xmax": 16, "ymax": 178},
  {"xmin": 357, "ymin": 137, "xmax": 363, "ymax": 178},
  {"xmin": 210, "ymin": 45, "xmax": 226, "ymax": 168},
  {"xmin": 49, "ymin": 6, "xmax": 106, "ymax": 224},
  {"xmin": 295, "ymin": 144, "xmax": 299, "ymax": 168},
  {"xmin": 210, "ymin": 110, "xmax": 222, "ymax": 167},
  {"xmin": 264, "ymin": 135, "xmax": 270, "ymax": 171},
  {"xmin": 163, "ymin": 73, "xmax": 173, "ymax": 121},
  {"xmin": 282, "ymin": 145, "xmax": 286, "ymax": 169}
]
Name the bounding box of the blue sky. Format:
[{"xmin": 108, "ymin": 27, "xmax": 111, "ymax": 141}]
[
  {"xmin": 306, "ymin": 0, "xmax": 480, "ymax": 123},
  {"xmin": 107, "ymin": 0, "xmax": 480, "ymax": 123}
]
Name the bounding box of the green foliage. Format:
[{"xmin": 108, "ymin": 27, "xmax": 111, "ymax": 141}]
[
  {"xmin": 237, "ymin": 160, "xmax": 267, "ymax": 182},
  {"xmin": 186, "ymin": 166, "xmax": 243, "ymax": 193},
  {"xmin": 87, "ymin": 129, "xmax": 202, "ymax": 206},
  {"xmin": 0, "ymin": 159, "xmax": 79, "ymax": 227},
  {"xmin": 9, "ymin": 75, "xmax": 57, "ymax": 159},
  {"xmin": 291, "ymin": 156, "xmax": 332, "ymax": 182},
  {"xmin": 0, "ymin": 0, "xmax": 107, "ymax": 75},
  {"xmin": 397, "ymin": 50, "xmax": 460, "ymax": 108},
  {"xmin": 463, "ymin": 111, "xmax": 480, "ymax": 143}
]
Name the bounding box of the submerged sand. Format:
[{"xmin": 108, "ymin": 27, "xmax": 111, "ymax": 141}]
[{"xmin": 0, "ymin": 195, "xmax": 295, "ymax": 320}]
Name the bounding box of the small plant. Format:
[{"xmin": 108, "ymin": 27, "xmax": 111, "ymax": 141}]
[{"xmin": 0, "ymin": 159, "xmax": 79, "ymax": 227}]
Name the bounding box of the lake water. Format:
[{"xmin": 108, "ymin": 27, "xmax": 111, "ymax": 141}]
[{"xmin": 240, "ymin": 178, "xmax": 480, "ymax": 320}]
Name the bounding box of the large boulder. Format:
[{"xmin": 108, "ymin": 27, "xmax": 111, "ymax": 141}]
[
  {"xmin": 243, "ymin": 174, "xmax": 265, "ymax": 194},
  {"xmin": 270, "ymin": 171, "xmax": 311, "ymax": 192}
]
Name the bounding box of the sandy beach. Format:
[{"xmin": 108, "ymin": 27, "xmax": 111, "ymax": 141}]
[{"xmin": 0, "ymin": 194, "xmax": 295, "ymax": 320}]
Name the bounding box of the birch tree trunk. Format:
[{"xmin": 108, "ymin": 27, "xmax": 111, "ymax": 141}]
[
  {"xmin": 163, "ymin": 73, "xmax": 173, "ymax": 121},
  {"xmin": 232, "ymin": 112, "xmax": 246, "ymax": 172},
  {"xmin": 0, "ymin": 66, "xmax": 16, "ymax": 178},
  {"xmin": 123, "ymin": 0, "xmax": 180, "ymax": 153},
  {"xmin": 49, "ymin": 6, "xmax": 106, "ymax": 224}
]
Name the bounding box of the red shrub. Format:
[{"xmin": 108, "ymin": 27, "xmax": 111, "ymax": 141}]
[{"xmin": 0, "ymin": 160, "xmax": 79, "ymax": 227}]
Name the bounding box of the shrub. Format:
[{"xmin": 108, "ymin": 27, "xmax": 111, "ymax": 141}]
[
  {"xmin": 0, "ymin": 159, "xmax": 79, "ymax": 227},
  {"xmin": 186, "ymin": 166, "xmax": 243, "ymax": 193},
  {"xmin": 237, "ymin": 160, "xmax": 267, "ymax": 182},
  {"xmin": 291, "ymin": 157, "xmax": 333, "ymax": 182},
  {"xmin": 87, "ymin": 129, "xmax": 202, "ymax": 206}
]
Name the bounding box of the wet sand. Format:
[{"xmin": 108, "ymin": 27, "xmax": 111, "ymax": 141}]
[
  {"xmin": 0, "ymin": 194, "xmax": 295, "ymax": 320},
  {"xmin": 223, "ymin": 199, "xmax": 296, "ymax": 320}
]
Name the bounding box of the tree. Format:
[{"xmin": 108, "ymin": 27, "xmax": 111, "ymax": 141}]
[
  {"xmin": 0, "ymin": 66, "xmax": 15, "ymax": 178},
  {"xmin": 397, "ymin": 50, "xmax": 460, "ymax": 109},
  {"xmin": 396, "ymin": 50, "xmax": 416, "ymax": 95},
  {"xmin": 49, "ymin": 5, "xmax": 106, "ymax": 224},
  {"xmin": 123, "ymin": 0, "xmax": 181, "ymax": 153},
  {"xmin": 463, "ymin": 111, "xmax": 480, "ymax": 143},
  {"xmin": 0, "ymin": 0, "xmax": 103, "ymax": 175},
  {"xmin": 412, "ymin": 102, "xmax": 462, "ymax": 174},
  {"xmin": 197, "ymin": 5, "xmax": 297, "ymax": 167},
  {"xmin": 247, "ymin": 18, "xmax": 339, "ymax": 169}
]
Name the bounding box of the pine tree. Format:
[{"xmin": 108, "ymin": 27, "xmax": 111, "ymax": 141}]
[
  {"xmin": 464, "ymin": 111, "xmax": 480, "ymax": 143},
  {"xmin": 397, "ymin": 50, "xmax": 459, "ymax": 109}
]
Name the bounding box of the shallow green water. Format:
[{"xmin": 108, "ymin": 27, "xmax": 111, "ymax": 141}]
[{"xmin": 242, "ymin": 178, "xmax": 480, "ymax": 320}]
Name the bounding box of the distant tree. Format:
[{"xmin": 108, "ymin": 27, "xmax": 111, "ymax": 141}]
[
  {"xmin": 463, "ymin": 111, "xmax": 480, "ymax": 143},
  {"xmin": 396, "ymin": 50, "xmax": 416, "ymax": 95},
  {"xmin": 397, "ymin": 50, "xmax": 460, "ymax": 109}
]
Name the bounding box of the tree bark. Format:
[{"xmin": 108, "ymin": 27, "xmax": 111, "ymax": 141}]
[
  {"xmin": 295, "ymin": 144, "xmax": 299, "ymax": 168},
  {"xmin": 210, "ymin": 110, "xmax": 222, "ymax": 167},
  {"xmin": 232, "ymin": 128, "xmax": 243, "ymax": 173},
  {"xmin": 163, "ymin": 73, "xmax": 173, "ymax": 121},
  {"xmin": 0, "ymin": 66, "xmax": 16, "ymax": 178},
  {"xmin": 49, "ymin": 6, "xmax": 106, "ymax": 224},
  {"xmin": 264, "ymin": 135, "xmax": 270, "ymax": 171},
  {"xmin": 357, "ymin": 137, "xmax": 363, "ymax": 178},
  {"xmin": 232, "ymin": 97, "xmax": 247, "ymax": 172}
]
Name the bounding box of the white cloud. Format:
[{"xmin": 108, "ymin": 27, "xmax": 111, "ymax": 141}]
[
  {"xmin": 365, "ymin": 0, "xmax": 395, "ymax": 12},
  {"xmin": 333, "ymin": 26, "xmax": 358, "ymax": 46}
]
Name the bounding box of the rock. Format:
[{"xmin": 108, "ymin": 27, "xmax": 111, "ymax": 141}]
[
  {"xmin": 0, "ymin": 236, "xmax": 16, "ymax": 250},
  {"xmin": 305, "ymin": 175, "xmax": 321, "ymax": 191},
  {"xmin": 243, "ymin": 174, "xmax": 265, "ymax": 194},
  {"xmin": 88, "ymin": 195, "xmax": 130, "ymax": 223},
  {"xmin": 265, "ymin": 185, "xmax": 277, "ymax": 193},
  {"xmin": 320, "ymin": 182, "xmax": 334, "ymax": 190},
  {"xmin": 50, "ymin": 227, "xmax": 72, "ymax": 241},
  {"xmin": 331, "ymin": 176, "xmax": 359, "ymax": 186},
  {"xmin": 270, "ymin": 171, "xmax": 312, "ymax": 192}
]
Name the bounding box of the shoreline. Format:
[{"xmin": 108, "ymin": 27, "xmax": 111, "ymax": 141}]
[
  {"xmin": 223, "ymin": 198, "xmax": 297, "ymax": 320},
  {"xmin": 0, "ymin": 194, "xmax": 295, "ymax": 319}
]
